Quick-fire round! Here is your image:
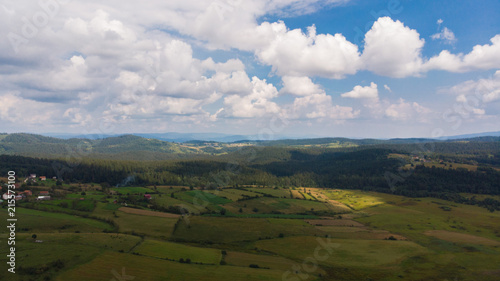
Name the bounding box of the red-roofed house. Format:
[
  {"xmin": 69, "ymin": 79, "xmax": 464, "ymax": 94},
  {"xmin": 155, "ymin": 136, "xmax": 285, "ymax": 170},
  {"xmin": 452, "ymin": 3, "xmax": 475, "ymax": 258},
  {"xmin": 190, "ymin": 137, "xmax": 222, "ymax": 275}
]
[
  {"xmin": 39, "ymin": 176, "xmax": 46, "ymax": 181},
  {"xmin": 19, "ymin": 190, "xmax": 32, "ymax": 197},
  {"xmin": 144, "ymin": 194, "xmax": 152, "ymax": 200},
  {"xmin": 39, "ymin": 191, "xmax": 50, "ymax": 196}
]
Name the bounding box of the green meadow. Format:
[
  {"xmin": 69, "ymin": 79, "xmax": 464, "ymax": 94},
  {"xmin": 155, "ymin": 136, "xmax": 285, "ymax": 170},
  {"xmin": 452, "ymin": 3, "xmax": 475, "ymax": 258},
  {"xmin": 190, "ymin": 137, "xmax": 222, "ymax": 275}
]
[
  {"xmin": 134, "ymin": 239, "xmax": 221, "ymax": 264},
  {"xmin": 3, "ymin": 184, "xmax": 500, "ymax": 281}
]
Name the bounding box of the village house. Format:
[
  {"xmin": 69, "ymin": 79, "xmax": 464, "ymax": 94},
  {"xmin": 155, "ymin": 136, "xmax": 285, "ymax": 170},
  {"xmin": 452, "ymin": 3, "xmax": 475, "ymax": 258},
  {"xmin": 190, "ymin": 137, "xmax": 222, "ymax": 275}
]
[
  {"xmin": 17, "ymin": 190, "xmax": 32, "ymax": 199},
  {"xmin": 37, "ymin": 196, "xmax": 51, "ymax": 201},
  {"xmin": 39, "ymin": 176, "xmax": 46, "ymax": 181},
  {"xmin": 24, "ymin": 174, "xmax": 37, "ymax": 183},
  {"xmin": 144, "ymin": 194, "xmax": 152, "ymax": 200},
  {"xmin": 39, "ymin": 191, "xmax": 50, "ymax": 196}
]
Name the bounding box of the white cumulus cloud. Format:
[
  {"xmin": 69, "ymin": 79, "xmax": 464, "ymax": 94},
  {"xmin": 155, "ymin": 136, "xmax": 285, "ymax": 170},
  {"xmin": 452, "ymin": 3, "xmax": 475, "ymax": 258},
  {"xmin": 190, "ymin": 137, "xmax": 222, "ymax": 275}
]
[
  {"xmin": 431, "ymin": 27, "xmax": 457, "ymax": 44},
  {"xmin": 280, "ymin": 76, "xmax": 323, "ymax": 96},
  {"xmin": 341, "ymin": 82, "xmax": 379, "ymax": 100},
  {"xmin": 256, "ymin": 24, "xmax": 361, "ymax": 79},
  {"xmin": 362, "ymin": 17, "xmax": 425, "ymax": 78}
]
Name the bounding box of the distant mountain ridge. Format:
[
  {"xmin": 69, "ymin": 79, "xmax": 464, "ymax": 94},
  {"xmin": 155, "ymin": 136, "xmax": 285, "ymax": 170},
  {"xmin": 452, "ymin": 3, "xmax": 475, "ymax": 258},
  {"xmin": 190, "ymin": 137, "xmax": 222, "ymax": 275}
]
[
  {"xmin": 439, "ymin": 131, "xmax": 500, "ymax": 140},
  {"xmin": 43, "ymin": 132, "xmax": 266, "ymax": 143},
  {"xmin": 0, "ymin": 133, "xmax": 199, "ymax": 159},
  {"xmin": 40, "ymin": 131, "xmax": 500, "ymax": 143},
  {"xmin": 0, "ymin": 132, "xmax": 499, "ymax": 160}
]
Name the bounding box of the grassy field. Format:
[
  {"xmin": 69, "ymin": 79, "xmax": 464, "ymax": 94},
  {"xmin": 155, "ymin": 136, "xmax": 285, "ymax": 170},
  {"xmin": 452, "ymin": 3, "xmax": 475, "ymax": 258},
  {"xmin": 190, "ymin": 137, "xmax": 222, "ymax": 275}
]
[
  {"xmin": 0, "ymin": 207, "xmax": 114, "ymax": 233},
  {"xmin": 5, "ymin": 185, "xmax": 500, "ymax": 281},
  {"xmin": 172, "ymin": 216, "xmax": 323, "ymax": 243},
  {"xmin": 224, "ymin": 188, "xmax": 262, "ymax": 198},
  {"xmin": 255, "ymin": 235, "xmax": 429, "ymax": 267},
  {"xmin": 56, "ymin": 251, "xmax": 309, "ymax": 281},
  {"xmin": 118, "ymin": 207, "xmax": 180, "ymax": 218},
  {"xmin": 224, "ymin": 197, "xmax": 334, "ymax": 215},
  {"xmin": 290, "ymin": 189, "xmax": 303, "ymax": 199},
  {"xmin": 224, "ymin": 251, "xmax": 324, "ymax": 275},
  {"xmin": 153, "ymin": 196, "xmax": 205, "ymax": 214},
  {"xmin": 153, "ymin": 185, "xmax": 190, "ymax": 192},
  {"xmin": 134, "ymin": 239, "xmax": 221, "ymax": 264},
  {"xmin": 110, "ymin": 186, "xmax": 155, "ymax": 194},
  {"xmin": 203, "ymin": 189, "xmax": 243, "ymax": 201},
  {"xmin": 203, "ymin": 188, "xmax": 264, "ymax": 201},
  {"xmin": 112, "ymin": 212, "xmax": 178, "ymax": 238},
  {"xmin": 356, "ymin": 195, "xmax": 500, "ymax": 243},
  {"xmin": 66, "ymin": 191, "xmax": 107, "ymax": 200},
  {"xmin": 246, "ymin": 187, "xmax": 291, "ymax": 198},
  {"xmin": 352, "ymin": 194, "xmax": 500, "ymax": 280},
  {"xmin": 323, "ymin": 190, "xmax": 385, "ymax": 210},
  {"xmin": 0, "ymin": 233, "xmax": 141, "ymax": 281},
  {"xmin": 92, "ymin": 204, "xmax": 178, "ymax": 238},
  {"xmin": 175, "ymin": 190, "xmax": 233, "ymax": 206},
  {"xmin": 299, "ymin": 189, "xmax": 316, "ymax": 200},
  {"xmin": 42, "ymin": 198, "xmax": 96, "ymax": 212}
]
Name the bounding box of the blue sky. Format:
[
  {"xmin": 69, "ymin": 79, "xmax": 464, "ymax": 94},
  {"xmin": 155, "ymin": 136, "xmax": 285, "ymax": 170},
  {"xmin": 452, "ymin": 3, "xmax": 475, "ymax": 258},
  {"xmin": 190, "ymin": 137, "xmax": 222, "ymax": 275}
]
[{"xmin": 0, "ymin": 0, "xmax": 499, "ymax": 138}]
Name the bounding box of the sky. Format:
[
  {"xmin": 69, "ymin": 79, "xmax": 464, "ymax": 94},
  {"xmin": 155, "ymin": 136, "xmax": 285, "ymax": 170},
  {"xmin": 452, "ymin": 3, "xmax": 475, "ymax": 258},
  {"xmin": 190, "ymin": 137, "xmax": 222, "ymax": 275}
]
[{"xmin": 1, "ymin": 0, "xmax": 500, "ymax": 139}]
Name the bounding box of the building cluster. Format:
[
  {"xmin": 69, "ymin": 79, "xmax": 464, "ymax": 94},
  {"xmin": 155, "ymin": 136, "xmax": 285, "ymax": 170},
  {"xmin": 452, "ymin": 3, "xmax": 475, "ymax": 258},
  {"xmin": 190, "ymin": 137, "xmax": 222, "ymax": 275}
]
[
  {"xmin": 1, "ymin": 174, "xmax": 53, "ymax": 202},
  {"xmin": 2, "ymin": 189, "xmax": 51, "ymax": 201},
  {"xmin": 23, "ymin": 174, "xmax": 55, "ymax": 184}
]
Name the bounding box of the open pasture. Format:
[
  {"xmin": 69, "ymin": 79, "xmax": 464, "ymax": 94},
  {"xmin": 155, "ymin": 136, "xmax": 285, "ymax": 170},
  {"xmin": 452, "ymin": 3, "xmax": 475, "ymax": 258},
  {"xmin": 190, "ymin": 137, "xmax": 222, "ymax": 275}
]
[
  {"xmin": 424, "ymin": 230, "xmax": 500, "ymax": 246},
  {"xmin": 134, "ymin": 239, "xmax": 221, "ymax": 264},
  {"xmin": 245, "ymin": 187, "xmax": 291, "ymax": 198},
  {"xmin": 223, "ymin": 188, "xmax": 262, "ymax": 198},
  {"xmin": 0, "ymin": 207, "xmax": 114, "ymax": 233},
  {"xmin": 92, "ymin": 206, "xmax": 178, "ymax": 238},
  {"xmin": 110, "ymin": 186, "xmax": 154, "ymax": 194},
  {"xmin": 153, "ymin": 185, "xmax": 190, "ymax": 193},
  {"xmin": 203, "ymin": 189, "xmax": 245, "ymax": 201},
  {"xmin": 175, "ymin": 190, "xmax": 232, "ymax": 206},
  {"xmin": 225, "ymin": 197, "xmax": 334, "ymax": 215},
  {"xmin": 357, "ymin": 194, "xmax": 500, "ymax": 243},
  {"xmin": 323, "ymin": 189, "xmax": 385, "ymax": 210},
  {"xmin": 0, "ymin": 232, "xmax": 141, "ymax": 281},
  {"xmin": 56, "ymin": 251, "xmax": 306, "ymax": 281},
  {"xmin": 112, "ymin": 210, "xmax": 178, "ymax": 238},
  {"xmin": 224, "ymin": 251, "xmax": 325, "ymax": 278},
  {"xmin": 118, "ymin": 207, "xmax": 180, "ymax": 218},
  {"xmin": 305, "ymin": 218, "xmax": 365, "ymax": 227},
  {"xmin": 172, "ymin": 216, "xmax": 322, "ymax": 243},
  {"xmin": 153, "ymin": 196, "xmax": 205, "ymax": 214},
  {"xmin": 255, "ymin": 235, "xmax": 428, "ymax": 267}
]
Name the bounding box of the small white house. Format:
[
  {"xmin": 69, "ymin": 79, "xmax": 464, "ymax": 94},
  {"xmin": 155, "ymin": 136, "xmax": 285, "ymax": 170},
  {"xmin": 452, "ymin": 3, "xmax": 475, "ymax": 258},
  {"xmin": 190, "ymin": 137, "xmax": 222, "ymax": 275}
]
[{"xmin": 37, "ymin": 196, "xmax": 51, "ymax": 201}]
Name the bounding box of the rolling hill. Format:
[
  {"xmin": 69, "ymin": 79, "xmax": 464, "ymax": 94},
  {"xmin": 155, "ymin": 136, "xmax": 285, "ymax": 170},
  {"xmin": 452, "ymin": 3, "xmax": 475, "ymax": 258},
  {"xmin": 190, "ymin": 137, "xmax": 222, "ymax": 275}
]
[
  {"xmin": 0, "ymin": 133, "xmax": 199, "ymax": 159},
  {"xmin": 1, "ymin": 133, "xmax": 499, "ymax": 161}
]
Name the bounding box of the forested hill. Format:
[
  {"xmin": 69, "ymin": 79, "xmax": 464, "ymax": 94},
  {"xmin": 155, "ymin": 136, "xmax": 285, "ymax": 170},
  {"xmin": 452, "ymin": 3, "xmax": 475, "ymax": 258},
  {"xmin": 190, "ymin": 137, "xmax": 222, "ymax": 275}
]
[
  {"xmin": 0, "ymin": 133, "xmax": 199, "ymax": 159},
  {"xmin": 242, "ymin": 137, "xmax": 439, "ymax": 146},
  {"xmin": 1, "ymin": 133, "xmax": 500, "ymax": 210},
  {"xmin": 0, "ymin": 133, "xmax": 499, "ymax": 160}
]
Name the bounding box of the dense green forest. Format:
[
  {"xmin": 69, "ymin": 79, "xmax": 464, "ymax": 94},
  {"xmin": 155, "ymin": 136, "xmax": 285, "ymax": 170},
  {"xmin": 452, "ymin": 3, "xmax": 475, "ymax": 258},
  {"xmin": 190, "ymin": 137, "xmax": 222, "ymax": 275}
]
[{"xmin": 1, "ymin": 133, "xmax": 500, "ymax": 211}]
